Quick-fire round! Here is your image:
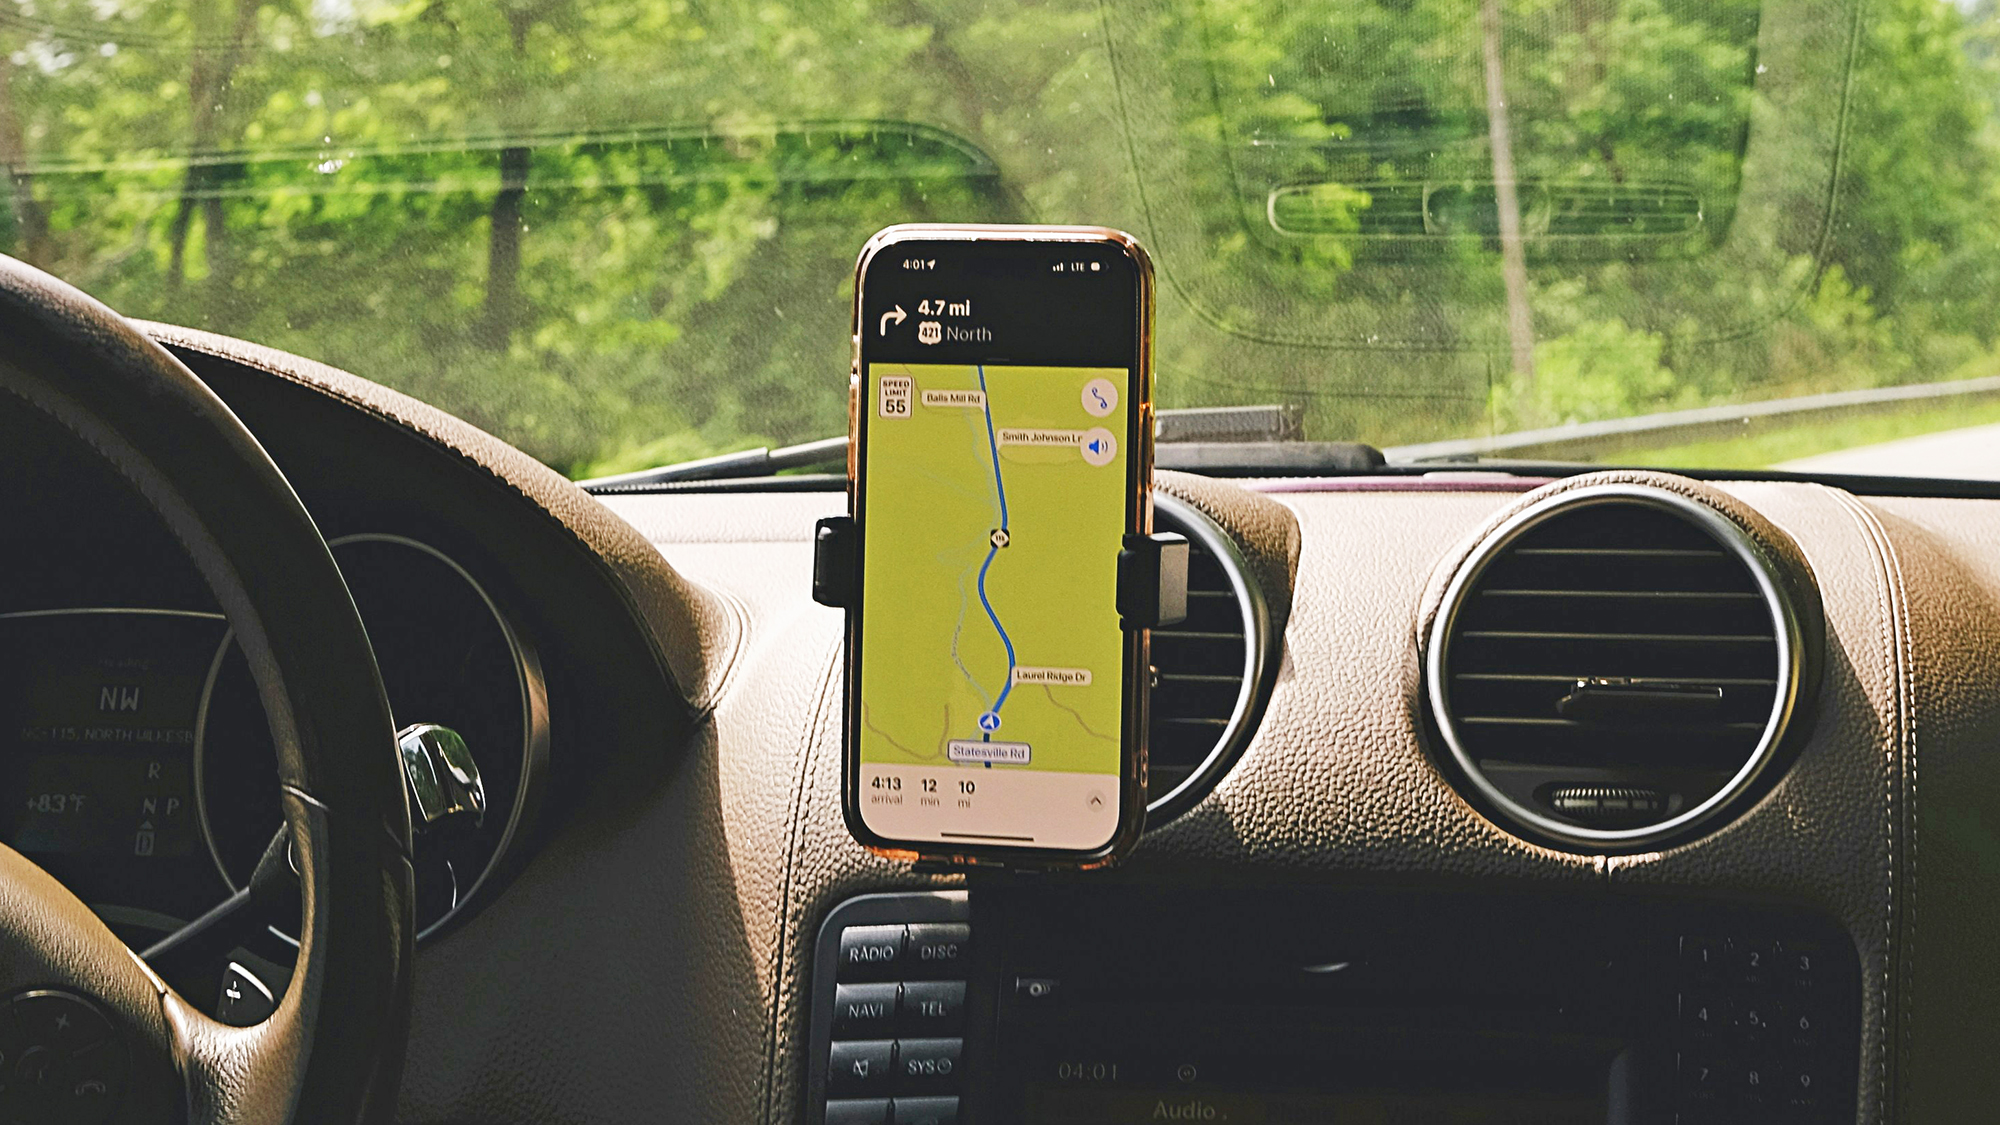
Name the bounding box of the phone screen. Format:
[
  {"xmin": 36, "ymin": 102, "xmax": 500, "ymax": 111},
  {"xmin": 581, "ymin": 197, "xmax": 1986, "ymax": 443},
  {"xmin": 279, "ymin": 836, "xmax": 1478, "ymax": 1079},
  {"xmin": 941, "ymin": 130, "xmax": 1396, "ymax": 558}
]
[{"xmin": 850, "ymin": 231, "xmax": 1148, "ymax": 856}]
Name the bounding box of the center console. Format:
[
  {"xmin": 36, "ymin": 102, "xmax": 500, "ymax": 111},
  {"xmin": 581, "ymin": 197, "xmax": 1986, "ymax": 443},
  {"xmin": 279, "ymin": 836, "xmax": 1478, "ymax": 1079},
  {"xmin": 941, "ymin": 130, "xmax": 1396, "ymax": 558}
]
[{"xmin": 807, "ymin": 887, "xmax": 1860, "ymax": 1125}]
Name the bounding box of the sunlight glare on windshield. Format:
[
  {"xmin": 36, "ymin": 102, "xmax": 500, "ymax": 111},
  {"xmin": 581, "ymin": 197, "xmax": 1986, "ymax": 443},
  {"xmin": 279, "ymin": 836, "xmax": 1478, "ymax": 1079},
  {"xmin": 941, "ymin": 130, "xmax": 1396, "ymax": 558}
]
[{"xmin": 2, "ymin": 0, "xmax": 1997, "ymax": 477}]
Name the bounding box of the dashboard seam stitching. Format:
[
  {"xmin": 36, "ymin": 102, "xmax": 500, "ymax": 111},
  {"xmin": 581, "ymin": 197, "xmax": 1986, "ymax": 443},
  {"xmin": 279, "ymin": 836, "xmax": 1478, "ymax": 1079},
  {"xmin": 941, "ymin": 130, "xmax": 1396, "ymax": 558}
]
[
  {"xmin": 695, "ymin": 584, "xmax": 754, "ymax": 712},
  {"xmin": 1870, "ymin": 497, "xmax": 1919, "ymax": 1116},
  {"xmin": 763, "ymin": 634, "xmax": 843, "ymax": 1125},
  {"xmin": 144, "ymin": 328, "xmax": 720, "ymax": 715},
  {"xmin": 1824, "ymin": 484, "xmax": 1900, "ymax": 1122}
]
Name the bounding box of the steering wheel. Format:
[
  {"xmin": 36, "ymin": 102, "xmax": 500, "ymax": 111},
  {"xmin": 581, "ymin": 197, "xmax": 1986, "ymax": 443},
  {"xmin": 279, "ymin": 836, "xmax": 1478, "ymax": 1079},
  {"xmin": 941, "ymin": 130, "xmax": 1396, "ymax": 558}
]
[{"xmin": 0, "ymin": 255, "xmax": 413, "ymax": 1123}]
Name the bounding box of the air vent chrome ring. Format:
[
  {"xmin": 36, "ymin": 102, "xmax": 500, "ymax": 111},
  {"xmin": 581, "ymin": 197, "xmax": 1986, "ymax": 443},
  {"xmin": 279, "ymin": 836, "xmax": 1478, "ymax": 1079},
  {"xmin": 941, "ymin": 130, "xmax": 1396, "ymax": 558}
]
[
  {"xmin": 1146, "ymin": 493, "xmax": 1276, "ymax": 823},
  {"xmin": 1425, "ymin": 483, "xmax": 1809, "ymax": 851}
]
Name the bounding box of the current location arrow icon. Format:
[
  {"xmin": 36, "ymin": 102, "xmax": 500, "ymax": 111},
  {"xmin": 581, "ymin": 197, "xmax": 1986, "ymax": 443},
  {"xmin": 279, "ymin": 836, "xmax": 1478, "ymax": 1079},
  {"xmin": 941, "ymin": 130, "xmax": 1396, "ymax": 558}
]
[{"xmin": 878, "ymin": 304, "xmax": 907, "ymax": 337}]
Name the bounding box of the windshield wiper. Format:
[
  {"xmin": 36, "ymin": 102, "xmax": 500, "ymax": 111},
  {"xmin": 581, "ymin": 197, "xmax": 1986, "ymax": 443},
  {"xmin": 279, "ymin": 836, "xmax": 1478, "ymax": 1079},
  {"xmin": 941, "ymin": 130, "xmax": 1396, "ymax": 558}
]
[
  {"xmin": 579, "ymin": 435, "xmax": 1393, "ymax": 492},
  {"xmin": 577, "ymin": 405, "xmax": 1403, "ymax": 490},
  {"xmin": 580, "ymin": 436, "xmax": 850, "ymax": 489}
]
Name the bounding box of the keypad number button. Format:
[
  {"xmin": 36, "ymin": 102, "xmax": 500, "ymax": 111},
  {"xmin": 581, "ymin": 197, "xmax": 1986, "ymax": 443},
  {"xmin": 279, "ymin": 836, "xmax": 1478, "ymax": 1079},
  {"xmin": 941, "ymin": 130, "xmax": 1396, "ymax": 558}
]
[
  {"xmin": 1726, "ymin": 939, "xmax": 1772, "ymax": 990},
  {"xmin": 1783, "ymin": 1067, "xmax": 1823, "ymax": 1118},
  {"xmin": 1737, "ymin": 1060, "xmax": 1776, "ymax": 1111},
  {"xmin": 1785, "ymin": 1007, "xmax": 1819, "ymax": 1051},
  {"xmin": 1737, "ymin": 1002, "xmax": 1776, "ymax": 1046},
  {"xmin": 1682, "ymin": 992, "xmax": 1726, "ymax": 1042},
  {"xmin": 1679, "ymin": 1054, "xmax": 1725, "ymax": 1111},
  {"xmin": 1680, "ymin": 937, "xmax": 1724, "ymax": 984}
]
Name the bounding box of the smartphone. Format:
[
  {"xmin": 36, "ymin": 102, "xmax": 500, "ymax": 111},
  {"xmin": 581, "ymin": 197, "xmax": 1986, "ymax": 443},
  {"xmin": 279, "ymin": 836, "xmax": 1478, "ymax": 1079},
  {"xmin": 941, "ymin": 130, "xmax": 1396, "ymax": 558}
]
[{"xmin": 843, "ymin": 224, "xmax": 1154, "ymax": 868}]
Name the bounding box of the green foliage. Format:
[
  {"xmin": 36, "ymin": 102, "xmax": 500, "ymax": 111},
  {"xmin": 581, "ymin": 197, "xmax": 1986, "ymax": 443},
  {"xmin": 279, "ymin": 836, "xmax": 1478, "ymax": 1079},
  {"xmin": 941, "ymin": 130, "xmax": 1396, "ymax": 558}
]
[
  {"xmin": 2, "ymin": 0, "xmax": 1999, "ymax": 474},
  {"xmin": 1491, "ymin": 316, "xmax": 1685, "ymax": 430},
  {"xmin": 1627, "ymin": 393, "xmax": 2000, "ymax": 469}
]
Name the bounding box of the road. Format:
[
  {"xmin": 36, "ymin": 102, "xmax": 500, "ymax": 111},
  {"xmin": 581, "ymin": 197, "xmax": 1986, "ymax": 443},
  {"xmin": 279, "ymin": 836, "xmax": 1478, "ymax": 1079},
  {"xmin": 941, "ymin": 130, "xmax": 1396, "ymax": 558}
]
[
  {"xmin": 973, "ymin": 364, "xmax": 1016, "ymax": 733},
  {"xmin": 1778, "ymin": 422, "xmax": 2000, "ymax": 480}
]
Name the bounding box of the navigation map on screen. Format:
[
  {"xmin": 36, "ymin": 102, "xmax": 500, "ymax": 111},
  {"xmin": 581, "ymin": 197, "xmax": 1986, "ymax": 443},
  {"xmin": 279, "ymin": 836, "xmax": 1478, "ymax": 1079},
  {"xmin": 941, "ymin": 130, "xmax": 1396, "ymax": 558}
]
[{"xmin": 857, "ymin": 360, "xmax": 1129, "ymax": 849}]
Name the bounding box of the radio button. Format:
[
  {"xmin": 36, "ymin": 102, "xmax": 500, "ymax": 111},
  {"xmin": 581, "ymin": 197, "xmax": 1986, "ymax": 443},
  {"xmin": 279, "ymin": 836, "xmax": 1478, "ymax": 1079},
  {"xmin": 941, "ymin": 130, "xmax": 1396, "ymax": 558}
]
[
  {"xmin": 895, "ymin": 1038, "xmax": 962, "ymax": 1092},
  {"xmin": 904, "ymin": 925, "xmax": 971, "ymax": 977},
  {"xmin": 891, "ymin": 1096, "xmax": 959, "ymax": 1125},
  {"xmin": 829, "ymin": 1040, "xmax": 896, "ymax": 1096},
  {"xmin": 840, "ymin": 927, "xmax": 908, "ymax": 982},
  {"xmin": 835, "ymin": 984, "xmax": 901, "ymax": 1037},
  {"xmin": 899, "ymin": 981, "xmax": 966, "ymax": 1034},
  {"xmin": 825, "ymin": 1098, "xmax": 891, "ymax": 1125}
]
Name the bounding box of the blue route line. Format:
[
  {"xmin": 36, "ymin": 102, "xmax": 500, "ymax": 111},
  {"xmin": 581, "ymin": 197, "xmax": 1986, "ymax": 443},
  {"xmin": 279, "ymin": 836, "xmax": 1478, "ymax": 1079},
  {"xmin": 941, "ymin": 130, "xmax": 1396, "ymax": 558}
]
[
  {"xmin": 974, "ymin": 363, "xmax": 1017, "ymax": 733},
  {"xmin": 978, "ymin": 365, "xmax": 1009, "ymax": 527}
]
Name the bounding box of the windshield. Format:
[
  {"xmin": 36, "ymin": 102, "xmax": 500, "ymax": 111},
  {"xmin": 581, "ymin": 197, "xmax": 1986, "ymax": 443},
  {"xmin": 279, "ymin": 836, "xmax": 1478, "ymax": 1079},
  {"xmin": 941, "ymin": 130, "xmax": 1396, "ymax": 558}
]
[{"xmin": 4, "ymin": 0, "xmax": 1998, "ymax": 479}]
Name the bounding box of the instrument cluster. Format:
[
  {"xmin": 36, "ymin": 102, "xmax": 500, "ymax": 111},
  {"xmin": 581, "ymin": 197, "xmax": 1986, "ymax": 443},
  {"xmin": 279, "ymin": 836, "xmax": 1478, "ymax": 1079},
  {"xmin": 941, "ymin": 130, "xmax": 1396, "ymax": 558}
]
[{"xmin": 0, "ymin": 534, "xmax": 547, "ymax": 967}]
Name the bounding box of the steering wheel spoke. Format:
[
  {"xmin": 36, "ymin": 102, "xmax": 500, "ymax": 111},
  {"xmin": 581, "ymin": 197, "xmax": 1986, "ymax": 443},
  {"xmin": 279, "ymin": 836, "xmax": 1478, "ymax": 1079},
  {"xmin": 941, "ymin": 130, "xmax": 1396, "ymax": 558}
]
[{"xmin": 143, "ymin": 826, "xmax": 299, "ymax": 982}]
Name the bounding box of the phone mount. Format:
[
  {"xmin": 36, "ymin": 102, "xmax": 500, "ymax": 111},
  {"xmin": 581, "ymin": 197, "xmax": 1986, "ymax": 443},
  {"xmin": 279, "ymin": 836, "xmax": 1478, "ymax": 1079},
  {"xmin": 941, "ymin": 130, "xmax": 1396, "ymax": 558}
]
[{"xmin": 812, "ymin": 515, "xmax": 1189, "ymax": 630}]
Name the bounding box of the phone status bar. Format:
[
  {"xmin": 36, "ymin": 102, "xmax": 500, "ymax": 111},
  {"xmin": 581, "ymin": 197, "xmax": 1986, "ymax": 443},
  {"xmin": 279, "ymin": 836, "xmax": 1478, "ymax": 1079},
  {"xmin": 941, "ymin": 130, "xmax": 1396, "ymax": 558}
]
[{"xmin": 863, "ymin": 237, "xmax": 1140, "ymax": 367}]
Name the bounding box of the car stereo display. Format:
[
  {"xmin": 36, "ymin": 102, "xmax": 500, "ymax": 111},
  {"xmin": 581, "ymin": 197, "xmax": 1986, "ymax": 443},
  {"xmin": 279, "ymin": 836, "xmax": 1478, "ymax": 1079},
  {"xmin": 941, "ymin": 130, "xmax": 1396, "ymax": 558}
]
[
  {"xmin": 1030, "ymin": 1084, "xmax": 1601, "ymax": 1125},
  {"xmin": 1019, "ymin": 1030, "xmax": 1609, "ymax": 1125},
  {"xmin": 974, "ymin": 887, "xmax": 1860, "ymax": 1125},
  {"xmin": 809, "ymin": 890, "xmax": 1861, "ymax": 1125}
]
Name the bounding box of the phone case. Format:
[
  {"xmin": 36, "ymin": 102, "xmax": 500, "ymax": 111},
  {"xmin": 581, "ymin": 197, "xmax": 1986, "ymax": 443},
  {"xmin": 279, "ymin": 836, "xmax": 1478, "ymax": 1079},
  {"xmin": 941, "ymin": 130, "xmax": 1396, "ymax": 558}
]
[{"xmin": 841, "ymin": 224, "xmax": 1156, "ymax": 871}]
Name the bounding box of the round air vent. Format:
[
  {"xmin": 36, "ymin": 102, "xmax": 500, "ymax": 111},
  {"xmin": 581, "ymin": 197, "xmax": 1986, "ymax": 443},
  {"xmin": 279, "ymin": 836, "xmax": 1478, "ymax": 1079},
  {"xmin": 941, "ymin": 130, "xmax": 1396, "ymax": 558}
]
[
  {"xmin": 1426, "ymin": 484, "xmax": 1814, "ymax": 850},
  {"xmin": 1145, "ymin": 494, "xmax": 1275, "ymax": 822}
]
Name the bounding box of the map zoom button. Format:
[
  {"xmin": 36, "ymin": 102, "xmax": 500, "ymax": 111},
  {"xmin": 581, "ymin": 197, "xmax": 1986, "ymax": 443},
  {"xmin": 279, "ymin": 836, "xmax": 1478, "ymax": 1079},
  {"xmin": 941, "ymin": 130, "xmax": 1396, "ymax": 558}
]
[
  {"xmin": 1080, "ymin": 427, "xmax": 1117, "ymax": 466},
  {"xmin": 1082, "ymin": 378, "xmax": 1119, "ymax": 417}
]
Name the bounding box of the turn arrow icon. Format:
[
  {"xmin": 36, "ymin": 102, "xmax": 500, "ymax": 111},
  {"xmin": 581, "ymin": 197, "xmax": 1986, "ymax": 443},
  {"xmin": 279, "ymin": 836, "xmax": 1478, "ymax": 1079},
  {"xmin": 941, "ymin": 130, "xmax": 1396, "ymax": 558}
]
[{"xmin": 878, "ymin": 304, "xmax": 907, "ymax": 337}]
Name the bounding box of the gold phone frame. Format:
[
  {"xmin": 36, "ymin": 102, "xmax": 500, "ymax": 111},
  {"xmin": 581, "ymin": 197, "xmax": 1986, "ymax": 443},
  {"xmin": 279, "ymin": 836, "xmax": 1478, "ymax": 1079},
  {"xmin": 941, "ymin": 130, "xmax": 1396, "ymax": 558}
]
[{"xmin": 842, "ymin": 224, "xmax": 1156, "ymax": 870}]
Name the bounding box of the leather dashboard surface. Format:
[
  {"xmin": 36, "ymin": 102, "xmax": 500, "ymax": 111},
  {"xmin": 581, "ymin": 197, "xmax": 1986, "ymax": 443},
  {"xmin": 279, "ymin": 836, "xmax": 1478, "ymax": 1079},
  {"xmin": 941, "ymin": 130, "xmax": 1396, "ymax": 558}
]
[
  {"xmin": 605, "ymin": 475, "xmax": 1996, "ymax": 1124},
  {"xmin": 126, "ymin": 331, "xmax": 1997, "ymax": 1123}
]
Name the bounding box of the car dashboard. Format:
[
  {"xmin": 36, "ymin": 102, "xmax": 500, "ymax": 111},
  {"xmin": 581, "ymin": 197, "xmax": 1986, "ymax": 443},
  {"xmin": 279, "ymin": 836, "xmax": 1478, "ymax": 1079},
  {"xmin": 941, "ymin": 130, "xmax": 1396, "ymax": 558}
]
[{"xmin": 1, "ymin": 323, "xmax": 1992, "ymax": 1123}]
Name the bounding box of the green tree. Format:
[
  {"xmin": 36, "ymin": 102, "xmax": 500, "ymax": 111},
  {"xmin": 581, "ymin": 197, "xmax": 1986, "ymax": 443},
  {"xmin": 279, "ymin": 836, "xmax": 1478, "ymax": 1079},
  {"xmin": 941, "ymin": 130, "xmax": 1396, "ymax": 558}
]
[{"xmin": 4, "ymin": 0, "xmax": 2000, "ymax": 471}]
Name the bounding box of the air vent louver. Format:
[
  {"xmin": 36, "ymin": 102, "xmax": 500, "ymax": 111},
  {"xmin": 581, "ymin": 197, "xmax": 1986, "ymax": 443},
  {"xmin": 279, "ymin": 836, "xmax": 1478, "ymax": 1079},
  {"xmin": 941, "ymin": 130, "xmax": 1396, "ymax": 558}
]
[
  {"xmin": 1145, "ymin": 497, "xmax": 1272, "ymax": 821},
  {"xmin": 1428, "ymin": 487, "xmax": 1805, "ymax": 849}
]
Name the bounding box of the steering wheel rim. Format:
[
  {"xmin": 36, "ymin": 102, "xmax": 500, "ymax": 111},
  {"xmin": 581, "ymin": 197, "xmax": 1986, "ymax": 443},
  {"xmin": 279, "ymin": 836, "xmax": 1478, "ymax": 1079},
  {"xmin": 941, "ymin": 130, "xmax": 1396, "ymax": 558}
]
[{"xmin": 0, "ymin": 254, "xmax": 413, "ymax": 1124}]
